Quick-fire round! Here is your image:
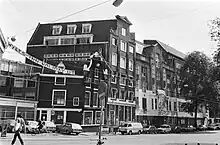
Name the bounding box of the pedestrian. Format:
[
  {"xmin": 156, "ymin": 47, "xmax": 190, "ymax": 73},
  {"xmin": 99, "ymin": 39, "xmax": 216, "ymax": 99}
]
[{"xmin": 11, "ymin": 113, "xmax": 25, "ymax": 145}]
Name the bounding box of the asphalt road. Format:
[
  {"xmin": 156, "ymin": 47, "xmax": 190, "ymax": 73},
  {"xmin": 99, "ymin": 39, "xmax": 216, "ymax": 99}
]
[{"xmin": 1, "ymin": 131, "xmax": 220, "ymax": 145}]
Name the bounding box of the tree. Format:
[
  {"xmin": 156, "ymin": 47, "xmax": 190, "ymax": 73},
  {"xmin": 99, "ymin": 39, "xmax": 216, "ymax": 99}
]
[{"xmin": 180, "ymin": 51, "xmax": 215, "ymax": 128}]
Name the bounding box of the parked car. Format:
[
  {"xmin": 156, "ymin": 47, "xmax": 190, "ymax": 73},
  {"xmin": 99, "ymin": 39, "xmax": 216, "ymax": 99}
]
[
  {"xmin": 207, "ymin": 124, "xmax": 219, "ymax": 130},
  {"xmin": 7, "ymin": 120, "xmax": 16, "ymax": 133},
  {"xmin": 171, "ymin": 126, "xmax": 183, "ymax": 133},
  {"xmin": 158, "ymin": 124, "xmax": 171, "ymax": 133},
  {"xmin": 24, "ymin": 121, "xmax": 38, "ymax": 133},
  {"xmin": 185, "ymin": 125, "xmax": 196, "ymax": 132},
  {"xmin": 119, "ymin": 122, "xmax": 143, "ymax": 135},
  {"xmin": 197, "ymin": 125, "xmax": 207, "ymax": 131},
  {"xmin": 59, "ymin": 122, "xmax": 82, "ymax": 135},
  {"xmin": 44, "ymin": 121, "xmax": 56, "ymax": 132},
  {"xmin": 143, "ymin": 125, "xmax": 158, "ymax": 134}
]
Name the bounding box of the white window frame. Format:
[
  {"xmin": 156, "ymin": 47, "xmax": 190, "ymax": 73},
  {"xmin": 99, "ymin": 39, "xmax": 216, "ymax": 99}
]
[
  {"xmin": 67, "ymin": 24, "xmax": 77, "ymax": 34},
  {"xmin": 82, "ymin": 23, "xmax": 92, "ymax": 33},
  {"xmin": 122, "ymin": 28, "xmax": 126, "ymax": 36},
  {"xmin": 73, "ymin": 97, "xmax": 79, "ymax": 106},
  {"xmin": 52, "ymin": 25, "xmax": 62, "ymax": 35},
  {"xmin": 120, "ymin": 75, "xmax": 126, "ymax": 86},
  {"xmin": 128, "ymin": 77, "xmax": 133, "ymax": 87},
  {"xmin": 112, "ymin": 53, "xmax": 117, "ymax": 66},
  {"xmin": 94, "ymin": 68, "xmax": 99, "ymax": 78},
  {"xmin": 83, "ymin": 111, "xmax": 93, "ymax": 125},
  {"xmin": 26, "ymin": 80, "xmax": 36, "ymax": 88},
  {"xmin": 120, "ymin": 40, "xmax": 126, "ymax": 52},
  {"xmin": 128, "ymin": 91, "xmax": 134, "ymax": 101},
  {"xmin": 54, "ymin": 77, "xmax": 66, "ymax": 86},
  {"xmin": 95, "ymin": 111, "xmax": 104, "ymax": 125},
  {"xmin": 93, "ymin": 92, "xmax": 98, "ymax": 107},
  {"xmin": 129, "ymin": 59, "xmax": 133, "ymax": 71},
  {"xmin": 111, "ymin": 73, "xmax": 117, "ymax": 84},
  {"xmin": 85, "ymin": 91, "xmax": 91, "ymax": 106},
  {"xmin": 112, "ymin": 38, "xmax": 117, "ymax": 45},
  {"xmin": 52, "ymin": 89, "xmax": 67, "ymax": 106},
  {"xmin": 111, "ymin": 88, "xmax": 117, "ymax": 98},
  {"xmin": 120, "ymin": 56, "xmax": 126, "ymax": 69},
  {"xmin": 129, "ymin": 46, "xmax": 134, "ymax": 53}
]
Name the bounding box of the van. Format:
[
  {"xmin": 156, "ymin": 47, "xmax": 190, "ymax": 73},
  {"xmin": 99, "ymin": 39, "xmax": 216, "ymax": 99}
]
[{"xmin": 119, "ymin": 122, "xmax": 143, "ymax": 135}]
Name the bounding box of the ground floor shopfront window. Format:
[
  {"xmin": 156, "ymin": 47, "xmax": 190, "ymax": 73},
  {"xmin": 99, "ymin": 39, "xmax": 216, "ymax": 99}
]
[{"xmin": 0, "ymin": 106, "xmax": 15, "ymax": 120}]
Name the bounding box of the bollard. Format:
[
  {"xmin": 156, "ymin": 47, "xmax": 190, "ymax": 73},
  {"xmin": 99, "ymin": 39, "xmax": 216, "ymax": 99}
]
[
  {"xmin": 185, "ymin": 144, "xmax": 187, "ymax": 145},
  {"xmin": 197, "ymin": 143, "xmax": 200, "ymax": 145}
]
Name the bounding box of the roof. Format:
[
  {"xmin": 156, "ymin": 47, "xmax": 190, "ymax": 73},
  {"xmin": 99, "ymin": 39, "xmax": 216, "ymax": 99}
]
[
  {"xmin": 115, "ymin": 15, "xmax": 132, "ymax": 25},
  {"xmin": 157, "ymin": 40, "xmax": 186, "ymax": 59},
  {"xmin": 135, "ymin": 40, "xmax": 151, "ymax": 54}
]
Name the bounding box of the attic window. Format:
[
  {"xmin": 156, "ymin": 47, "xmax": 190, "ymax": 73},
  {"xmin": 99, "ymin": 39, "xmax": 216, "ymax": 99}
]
[
  {"xmin": 122, "ymin": 28, "xmax": 126, "ymax": 36},
  {"xmin": 52, "ymin": 25, "xmax": 62, "ymax": 35},
  {"xmin": 82, "ymin": 24, "xmax": 92, "ymax": 33},
  {"xmin": 67, "ymin": 25, "xmax": 77, "ymax": 34}
]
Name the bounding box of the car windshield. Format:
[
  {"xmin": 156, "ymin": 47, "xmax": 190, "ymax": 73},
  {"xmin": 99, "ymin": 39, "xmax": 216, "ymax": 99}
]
[{"xmin": 29, "ymin": 121, "xmax": 38, "ymax": 126}]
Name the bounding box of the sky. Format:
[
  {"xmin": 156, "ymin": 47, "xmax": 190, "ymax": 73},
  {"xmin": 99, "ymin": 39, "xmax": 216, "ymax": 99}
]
[{"xmin": 0, "ymin": 0, "xmax": 220, "ymax": 62}]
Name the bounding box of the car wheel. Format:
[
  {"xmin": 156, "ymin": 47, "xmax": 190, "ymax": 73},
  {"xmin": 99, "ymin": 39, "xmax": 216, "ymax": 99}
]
[
  {"xmin": 76, "ymin": 133, "xmax": 79, "ymax": 135},
  {"xmin": 121, "ymin": 132, "xmax": 124, "ymax": 135}
]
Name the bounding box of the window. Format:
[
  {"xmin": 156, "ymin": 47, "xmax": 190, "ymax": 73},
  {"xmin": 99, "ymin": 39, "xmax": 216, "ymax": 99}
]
[
  {"xmin": 136, "ymin": 64, "xmax": 140, "ymax": 74},
  {"xmin": 52, "ymin": 25, "xmax": 62, "ymax": 35},
  {"xmin": 94, "ymin": 68, "xmax": 99, "ymax": 78},
  {"xmin": 95, "ymin": 111, "xmax": 104, "ymax": 124},
  {"xmin": 83, "ymin": 111, "xmax": 93, "ymax": 125},
  {"xmin": 52, "ymin": 90, "xmax": 66, "ymax": 106},
  {"xmin": 25, "ymin": 92, "xmax": 35, "ymax": 100},
  {"xmin": 120, "ymin": 74, "xmax": 126, "ymax": 85},
  {"xmin": 92, "ymin": 92, "xmax": 98, "ymax": 107},
  {"xmin": 94, "ymin": 79, "xmax": 99, "ymax": 84},
  {"xmin": 85, "ymin": 77, "xmax": 91, "ymax": 88},
  {"xmin": 0, "ymin": 76, "xmax": 6, "ymax": 86},
  {"xmin": 82, "ymin": 24, "xmax": 92, "ymax": 33},
  {"xmin": 129, "ymin": 59, "xmax": 133, "ymax": 71},
  {"xmin": 120, "ymin": 41, "xmax": 126, "ymax": 52},
  {"xmin": 129, "ymin": 46, "xmax": 134, "ymax": 53},
  {"xmin": 13, "ymin": 93, "xmax": 23, "ymax": 99},
  {"xmin": 152, "ymin": 99, "xmax": 154, "ymax": 110},
  {"xmin": 156, "ymin": 71, "xmax": 160, "ymax": 81},
  {"xmin": 27, "ymin": 80, "xmax": 36, "ymax": 88},
  {"xmin": 85, "ymin": 91, "xmax": 91, "ymax": 106},
  {"xmin": 73, "ymin": 97, "xmax": 79, "ymax": 106},
  {"xmin": 112, "ymin": 38, "xmax": 117, "ymax": 45},
  {"xmin": 45, "ymin": 38, "xmax": 59, "ymax": 45},
  {"xmin": 174, "ymin": 102, "xmax": 177, "ymax": 111},
  {"xmin": 14, "ymin": 78, "xmax": 24, "ymax": 87},
  {"xmin": 142, "ymin": 98, "xmax": 147, "ymax": 109},
  {"xmin": 120, "ymin": 57, "xmax": 126, "ymax": 69},
  {"xmin": 122, "ymin": 28, "xmax": 126, "ymax": 36},
  {"xmin": 55, "ymin": 77, "xmax": 66, "ymax": 85},
  {"xmin": 169, "ymin": 101, "xmax": 172, "ymax": 111},
  {"xmin": 128, "ymin": 91, "xmax": 134, "ymax": 101},
  {"xmin": 142, "ymin": 67, "xmax": 147, "ymax": 77},
  {"xmin": 128, "ymin": 77, "xmax": 133, "ymax": 87},
  {"xmin": 112, "ymin": 53, "xmax": 117, "ymax": 66},
  {"xmin": 120, "ymin": 90, "xmax": 125, "ymax": 99},
  {"xmin": 67, "ymin": 25, "xmax": 77, "ymax": 34},
  {"xmin": 155, "ymin": 53, "xmax": 160, "ymax": 67},
  {"xmin": 111, "ymin": 88, "xmax": 117, "ymax": 98},
  {"xmin": 76, "ymin": 37, "xmax": 91, "ymax": 44},
  {"xmin": 61, "ymin": 38, "xmax": 75, "ymax": 45},
  {"xmin": 111, "ymin": 72, "xmax": 117, "ymax": 84},
  {"xmin": 155, "ymin": 99, "xmax": 158, "ymax": 110}
]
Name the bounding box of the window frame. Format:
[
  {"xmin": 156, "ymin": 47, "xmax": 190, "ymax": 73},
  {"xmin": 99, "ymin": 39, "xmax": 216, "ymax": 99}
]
[
  {"xmin": 83, "ymin": 111, "xmax": 93, "ymax": 125},
  {"xmin": 67, "ymin": 24, "xmax": 77, "ymax": 34},
  {"xmin": 73, "ymin": 97, "xmax": 79, "ymax": 106},
  {"xmin": 122, "ymin": 28, "xmax": 126, "ymax": 36},
  {"xmin": 112, "ymin": 53, "xmax": 117, "ymax": 66},
  {"xmin": 129, "ymin": 46, "xmax": 134, "ymax": 53},
  {"xmin": 92, "ymin": 92, "xmax": 98, "ymax": 107},
  {"xmin": 120, "ymin": 74, "xmax": 126, "ymax": 86},
  {"xmin": 95, "ymin": 111, "xmax": 104, "ymax": 125},
  {"xmin": 52, "ymin": 25, "xmax": 62, "ymax": 35},
  {"xmin": 94, "ymin": 68, "xmax": 99, "ymax": 78},
  {"xmin": 120, "ymin": 56, "xmax": 126, "ymax": 69},
  {"xmin": 26, "ymin": 80, "xmax": 36, "ymax": 88},
  {"xmin": 54, "ymin": 77, "xmax": 66, "ymax": 86},
  {"xmin": 111, "ymin": 88, "xmax": 117, "ymax": 98},
  {"xmin": 120, "ymin": 40, "xmax": 126, "ymax": 52},
  {"xmin": 129, "ymin": 59, "xmax": 133, "ymax": 71},
  {"xmin": 84, "ymin": 91, "xmax": 91, "ymax": 107},
  {"xmin": 112, "ymin": 37, "xmax": 117, "ymax": 45},
  {"xmin": 14, "ymin": 78, "xmax": 24, "ymax": 88},
  {"xmin": 52, "ymin": 89, "xmax": 67, "ymax": 106},
  {"xmin": 82, "ymin": 23, "xmax": 92, "ymax": 33}
]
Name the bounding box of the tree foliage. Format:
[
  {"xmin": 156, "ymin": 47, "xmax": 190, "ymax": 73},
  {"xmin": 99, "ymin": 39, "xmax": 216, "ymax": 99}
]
[{"xmin": 180, "ymin": 51, "xmax": 219, "ymax": 114}]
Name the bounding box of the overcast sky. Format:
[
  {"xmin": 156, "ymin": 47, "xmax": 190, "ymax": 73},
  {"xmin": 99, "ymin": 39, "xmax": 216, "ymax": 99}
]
[{"xmin": 0, "ymin": 0, "xmax": 219, "ymax": 62}]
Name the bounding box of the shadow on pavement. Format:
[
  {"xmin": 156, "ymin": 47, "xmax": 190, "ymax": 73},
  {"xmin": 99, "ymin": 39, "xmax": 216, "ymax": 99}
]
[{"xmin": 178, "ymin": 131, "xmax": 218, "ymax": 135}]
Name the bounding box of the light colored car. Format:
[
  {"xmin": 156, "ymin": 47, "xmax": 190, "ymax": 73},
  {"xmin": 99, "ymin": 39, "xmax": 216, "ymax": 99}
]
[
  {"xmin": 143, "ymin": 125, "xmax": 158, "ymax": 134},
  {"xmin": 44, "ymin": 121, "xmax": 56, "ymax": 132},
  {"xmin": 25, "ymin": 121, "xmax": 38, "ymax": 133},
  {"xmin": 119, "ymin": 122, "xmax": 143, "ymax": 135},
  {"xmin": 158, "ymin": 124, "xmax": 171, "ymax": 133},
  {"xmin": 59, "ymin": 122, "xmax": 83, "ymax": 135}
]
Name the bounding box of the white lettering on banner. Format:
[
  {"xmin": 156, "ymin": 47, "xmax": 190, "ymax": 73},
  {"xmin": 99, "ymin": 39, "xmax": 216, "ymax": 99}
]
[{"xmin": 8, "ymin": 42, "xmax": 75, "ymax": 75}]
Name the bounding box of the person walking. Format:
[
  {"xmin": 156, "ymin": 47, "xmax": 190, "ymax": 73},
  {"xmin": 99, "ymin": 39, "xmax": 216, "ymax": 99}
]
[{"xmin": 11, "ymin": 113, "xmax": 25, "ymax": 145}]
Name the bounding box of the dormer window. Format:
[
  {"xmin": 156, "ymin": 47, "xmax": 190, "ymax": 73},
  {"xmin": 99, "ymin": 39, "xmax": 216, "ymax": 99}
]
[
  {"xmin": 82, "ymin": 24, "xmax": 92, "ymax": 33},
  {"xmin": 67, "ymin": 25, "xmax": 77, "ymax": 34},
  {"xmin": 52, "ymin": 25, "xmax": 62, "ymax": 35}
]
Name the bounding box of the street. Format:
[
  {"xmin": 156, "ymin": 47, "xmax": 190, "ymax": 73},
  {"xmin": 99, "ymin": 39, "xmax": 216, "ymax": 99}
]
[{"xmin": 1, "ymin": 131, "xmax": 220, "ymax": 145}]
